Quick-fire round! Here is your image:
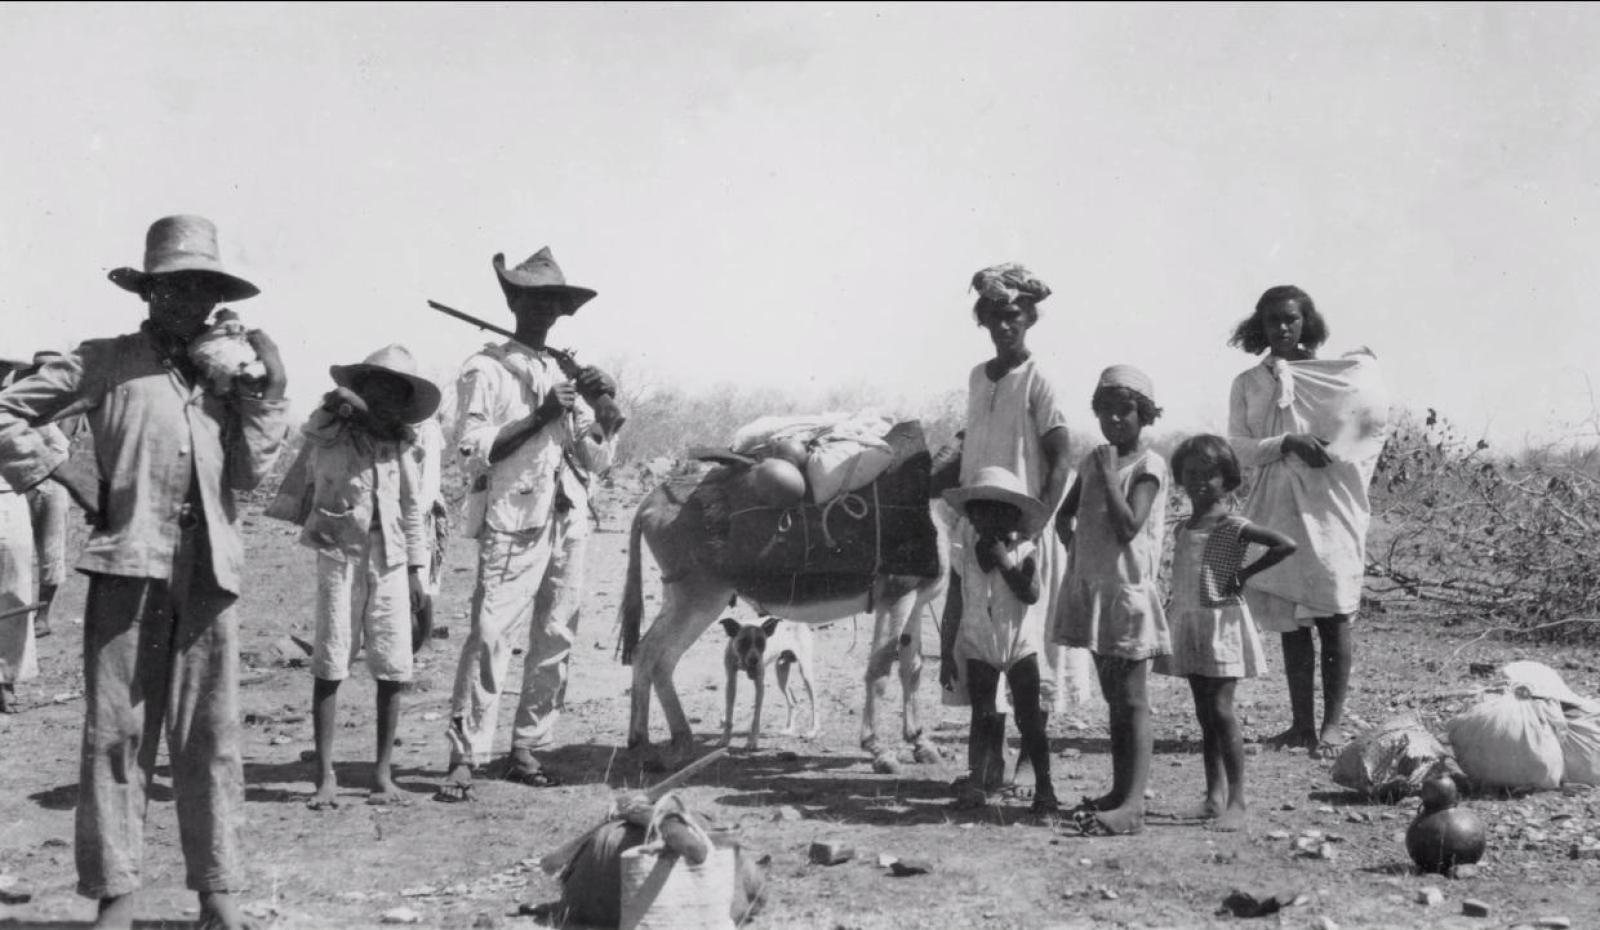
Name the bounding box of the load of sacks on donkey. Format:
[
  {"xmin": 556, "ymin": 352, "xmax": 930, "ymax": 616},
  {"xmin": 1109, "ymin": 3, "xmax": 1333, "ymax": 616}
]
[
  {"xmin": 1329, "ymin": 660, "xmax": 1600, "ymax": 800},
  {"xmin": 684, "ymin": 412, "xmax": 945, "ymax": 589}
]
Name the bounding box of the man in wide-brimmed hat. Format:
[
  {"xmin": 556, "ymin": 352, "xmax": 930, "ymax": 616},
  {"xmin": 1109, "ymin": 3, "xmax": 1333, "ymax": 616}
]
[
  {"xmin": 438, "ymin": 246, "xmax": 623, "ymax": 801},
  {"xmin": 0, "ymin": 215, "xmax": 289, "ymax": 930},
  {"xmin": 267, "ymin": 343, "xmax": 439, "ymax": 811}
]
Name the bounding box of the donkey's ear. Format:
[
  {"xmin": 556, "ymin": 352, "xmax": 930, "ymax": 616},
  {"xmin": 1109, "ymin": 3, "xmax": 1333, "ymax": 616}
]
[
  {"xmin": 759, "ymin": 615, "xmax": 781, "ymax": 636},
  {"xmin": 719, "ymin": 617, "xmax": 742, "ymax": 638}
]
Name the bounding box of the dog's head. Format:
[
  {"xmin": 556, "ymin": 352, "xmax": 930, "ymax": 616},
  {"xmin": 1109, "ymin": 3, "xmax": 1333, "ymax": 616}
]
[{"xmin": 720, "ymin": 615, "xmax": 782, "ymax": 681}]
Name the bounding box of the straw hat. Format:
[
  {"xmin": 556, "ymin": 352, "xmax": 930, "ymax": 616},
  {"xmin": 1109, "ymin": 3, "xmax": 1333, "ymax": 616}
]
[
  {"xmin": 108, "ymin": 215, "xmax": 259, "ymax": 302},
  {"xmin": 942, "ymin": 466, "xmax": 1048, "ymax": 527},
  {"xmin": 492, "ymin": 247, "xmax": 596, "ymax": 314},
  {"xmin": 330, "ymin": 344, "xmax": 442, "ymax": 425}
]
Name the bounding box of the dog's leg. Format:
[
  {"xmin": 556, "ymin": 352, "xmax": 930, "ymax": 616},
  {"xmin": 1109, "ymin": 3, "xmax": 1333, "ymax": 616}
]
[
  {"xmin": 775, "ymin": 661, "xmax": 798, "ymax": 736},
  {"xmin": 748, "ymin": 666, "xmax": 765, "ymax": 751},
  {"xmin": 721, "ymin": 651, "xmax": 737, "ymax": 747}
]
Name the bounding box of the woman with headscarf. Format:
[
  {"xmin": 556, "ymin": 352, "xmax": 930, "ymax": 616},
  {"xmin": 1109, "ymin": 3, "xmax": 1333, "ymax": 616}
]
[{"xmin": 1226, "ymin": 285, "xmax": 1389, "ymax": 757}]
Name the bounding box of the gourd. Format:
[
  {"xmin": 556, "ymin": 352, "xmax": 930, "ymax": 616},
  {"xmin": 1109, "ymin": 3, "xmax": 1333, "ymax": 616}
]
[{"xmin": 1406, "ymin": 775, "xmax": 1486, "ymax": 874}]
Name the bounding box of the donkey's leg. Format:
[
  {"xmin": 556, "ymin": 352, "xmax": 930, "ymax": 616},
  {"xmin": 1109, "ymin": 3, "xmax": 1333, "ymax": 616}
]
[
  {"xmin": 650, "ymin": 580, "xmax": 735, "ymax": 763},
  {"xmin": 861, "ymin": 586, "xmax": 916, "ymax": 774},
  {"xmin": 900, "ymin": 598, "xmax": 943, "ymax": 764}
]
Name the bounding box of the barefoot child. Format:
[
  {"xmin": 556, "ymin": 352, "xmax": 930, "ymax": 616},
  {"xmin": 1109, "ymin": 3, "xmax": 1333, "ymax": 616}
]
[
  {"xmin": 289, "ymin": 345, "xmax": 439, "ymax": 808},
  {"xmin": 1054, "ymin": 365, "xmax": 1169, "ymax": 836},
  {"xmin": 1156, "ymin": 434, "xmax": 1297, "ymax": 831},
  {"xmin": 942, "ymin": 466, "xmax": 1059, "ymax": 815}
]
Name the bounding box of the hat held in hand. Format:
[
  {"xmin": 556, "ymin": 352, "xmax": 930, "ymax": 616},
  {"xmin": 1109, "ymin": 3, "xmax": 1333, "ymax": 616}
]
[
  {"xmin": 108, "ymin": 215, "xmax": 259, "ymax": 302},
  {"xmin": 330, "ymin": 344, "xmax": 442, "ymax": 425},
  {"xmin": 493, "ymin": 246, "xmax": 596, "ymax": 314}
]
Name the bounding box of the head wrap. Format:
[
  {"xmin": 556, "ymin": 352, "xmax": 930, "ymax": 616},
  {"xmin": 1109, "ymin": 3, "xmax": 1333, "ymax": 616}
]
[
  {"xmin": 970, "ymin": 263, "xmax": 1051, "ymax": 306},
  {"xmin": 1096, "ymin": 364, "xmax": 1156, "ymax": 405}
]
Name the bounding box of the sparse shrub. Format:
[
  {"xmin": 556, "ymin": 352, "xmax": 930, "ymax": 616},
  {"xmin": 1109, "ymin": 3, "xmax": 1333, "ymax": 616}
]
[{"xmin": 1366, "ymin": 408, "xmax": 1600, "ymax": 637}]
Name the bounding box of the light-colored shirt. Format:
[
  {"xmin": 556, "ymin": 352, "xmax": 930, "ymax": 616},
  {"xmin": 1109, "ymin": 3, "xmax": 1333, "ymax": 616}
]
[
  {"xmin": 453, "ymin": 341, "xmax": 615, "ymax": 537},
  {"xmin": 0, "ymin": 330, "xmax": 289, "ymax": 594},
  {"xmin": 414, "ymin": 418, "xmax": 446, "ymax": 512},
  {"xmin": 954, "ymin": 520, "xmax": 1046, "ymax": 672},
  {"xmin": 960, "ymin": 357, "xmax": 1070, "ymax": 498},
  {"xmin": 298, "ymin": 409, "xmax": 427, "ymax": 571}
]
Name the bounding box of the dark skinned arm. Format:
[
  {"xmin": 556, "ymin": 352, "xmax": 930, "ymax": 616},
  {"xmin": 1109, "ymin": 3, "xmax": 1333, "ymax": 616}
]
[
  {"xmin": 1236, "ymin": 522, "xmax": 1298, "ymax": 588},
  {"xmin": 487, "ymin": 382, "xmax": 575, "ymax": 465},
  {"xmin": 1054, "ymin": 475, "xmax": 1082, "ymax": 550},
  {"xmin": 1032, "ymin": 426, "xmax": 1072, "ymax": 538},
  {"xmin": 1092, "ymin": 446, "xmax": 1161, "ymax": 546}
]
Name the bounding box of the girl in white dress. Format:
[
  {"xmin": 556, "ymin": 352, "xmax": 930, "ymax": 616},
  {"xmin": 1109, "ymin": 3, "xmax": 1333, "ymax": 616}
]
[
  {"xmin": 1055, "ymin": 365, "xmax": 1167, "ymax": 836},
  {"xmin": 1157, "ymin": 435, "xmax": 1297, "ymax": 831}
]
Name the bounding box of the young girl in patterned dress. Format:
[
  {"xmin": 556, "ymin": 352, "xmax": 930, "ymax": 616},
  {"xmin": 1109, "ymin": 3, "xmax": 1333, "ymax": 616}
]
[{"xmin": 1156, "ymin": 434, "xmax": 1297, "ymax": 831}]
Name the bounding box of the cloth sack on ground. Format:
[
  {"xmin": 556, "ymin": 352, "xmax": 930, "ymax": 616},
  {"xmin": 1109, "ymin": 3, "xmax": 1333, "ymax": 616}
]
[
  {"xmin": 1496, "ymin": 660, "xmax": 1600, "ymax": 787},
  {"xmin": 1501, "ymin": 660, "xmax": 1600, "ymax": 713},
  {"xmin": 559, "ymin": 797, "xmax": 767, "ymax": 929},
  {"xmin": 1330, "ymin": 713, "xmax": 1464, "ymax": 800},
  {"xmin": 1446, "ymin": 685, "xmax": 1568, "ymax": 791}
]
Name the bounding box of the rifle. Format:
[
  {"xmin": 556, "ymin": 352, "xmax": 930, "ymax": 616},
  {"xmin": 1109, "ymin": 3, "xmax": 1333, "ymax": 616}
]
[{"xmin": 427, "ymin": 299, "xmax": 625, "ymax": 433}]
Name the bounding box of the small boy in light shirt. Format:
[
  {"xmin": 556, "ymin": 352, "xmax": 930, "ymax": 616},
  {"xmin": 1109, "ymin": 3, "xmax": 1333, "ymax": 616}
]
[{"xmin": 287, "ymin": 344, "xmax": 440, "ymax": 808}]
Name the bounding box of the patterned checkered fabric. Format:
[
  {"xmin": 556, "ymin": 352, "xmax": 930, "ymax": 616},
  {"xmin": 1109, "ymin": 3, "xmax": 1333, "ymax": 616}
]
[{"xmin": 1196, "ymin": 515, "xmax": 1249, "ymax": 608}]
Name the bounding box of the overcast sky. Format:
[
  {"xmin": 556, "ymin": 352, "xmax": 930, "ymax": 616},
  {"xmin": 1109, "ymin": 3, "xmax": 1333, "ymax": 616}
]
[{"xmin": 3, "ymin": 2, "xmax": 1597, "ymax": 450}]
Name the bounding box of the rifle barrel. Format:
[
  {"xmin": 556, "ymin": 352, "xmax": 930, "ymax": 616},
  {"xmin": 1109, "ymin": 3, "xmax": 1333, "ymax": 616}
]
[{"xmin": 427, "ymin": 300, "xmax": 516, "ymax": 341}]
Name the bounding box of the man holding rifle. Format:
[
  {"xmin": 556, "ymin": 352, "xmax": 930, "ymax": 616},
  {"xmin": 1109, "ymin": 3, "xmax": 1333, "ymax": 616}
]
[{"xmin": 436, "ymin": 246, "xmax": 623, "ymax": 801}]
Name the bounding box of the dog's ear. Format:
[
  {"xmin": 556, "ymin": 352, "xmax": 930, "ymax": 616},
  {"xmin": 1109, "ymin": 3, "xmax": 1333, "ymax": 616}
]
[
  {"xmin": 719, "ymin": 617, "xmax": 742, "ymax": 639},
  {"xmin": 759, "ymin": 615, "xmax": 781, "ymax": 637}
]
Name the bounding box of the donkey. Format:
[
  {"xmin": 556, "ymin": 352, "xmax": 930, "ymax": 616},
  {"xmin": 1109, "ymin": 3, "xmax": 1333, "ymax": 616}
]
[{"xmin": 618, "ymin": 444, "xmax": 960, "ymax": 774}]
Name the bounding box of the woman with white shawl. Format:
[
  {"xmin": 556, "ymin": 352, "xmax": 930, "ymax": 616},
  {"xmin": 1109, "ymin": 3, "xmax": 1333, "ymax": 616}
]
[{"xmin": 1227, "ymin": 285, "xmax": 1389, "ymax": 757}]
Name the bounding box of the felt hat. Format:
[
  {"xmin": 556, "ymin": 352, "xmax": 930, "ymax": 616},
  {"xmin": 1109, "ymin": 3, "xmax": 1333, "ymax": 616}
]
[
  {"xmin": 942, "ymin": 465, "xmax": 1048, "ymax": 528},
  {"xmin": 330, "ymin": 344, "xmax": 442, "ymax": 425},
  {"xmin": 492, "ymin": 247, "xmax": 596, "ymax": 314},
  {"xmin": 108, "ymin": 215, "xmax": 260, "ymax": 302},
  {"xmin": 1096, "ymin": 364, "xmax": 1156, "ymax": 403}
]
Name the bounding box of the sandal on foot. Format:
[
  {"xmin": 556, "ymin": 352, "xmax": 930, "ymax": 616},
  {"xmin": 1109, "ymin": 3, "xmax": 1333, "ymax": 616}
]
[
  {"xmin": 502, "ymin": 764, "xmax": 562, "ymax": 788},
  {"xmin": 1069, "ymin": 810, "xmax": 1142, "ymax": 837}
]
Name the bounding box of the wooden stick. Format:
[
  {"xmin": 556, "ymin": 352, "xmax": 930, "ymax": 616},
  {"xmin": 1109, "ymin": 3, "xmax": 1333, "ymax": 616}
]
[
  {"xmin": 538, "ymin": 746, "xmax": 729, "ymax": 875},
  {"xmin": 0, "ymin": 602, "xmax": 43, "ymax": 623}
]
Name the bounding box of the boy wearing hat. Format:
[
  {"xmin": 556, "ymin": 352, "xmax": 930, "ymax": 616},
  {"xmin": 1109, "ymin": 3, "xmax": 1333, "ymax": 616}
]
[
  {"xmin": 278, "ymin": 344, "xmax": 440, "ymax": 808},
  {"xmin": 0, "ymin": 216, "xmax": 288, "ymax": 930},
  {"xmin": 438, "ymin": 247, "xmax": 622, "ymax": 801},
  {"xmin": 942, "ymin": 465, "xmax": 1060, "ymax": 815}
]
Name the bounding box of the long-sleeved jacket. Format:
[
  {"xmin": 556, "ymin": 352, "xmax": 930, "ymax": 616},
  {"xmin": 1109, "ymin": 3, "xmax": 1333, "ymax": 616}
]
[
  {"xmin": 297, "ymin": 408, "xmax": 427, "ymax": 571},
  {"xmin": 0, "ymin": 329, "xmax": 289, "ymax": 595}
]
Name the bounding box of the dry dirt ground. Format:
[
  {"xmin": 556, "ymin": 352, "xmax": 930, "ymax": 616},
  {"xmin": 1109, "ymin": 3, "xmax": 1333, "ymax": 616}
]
[{"xmin": 4, "ymin": 474, "xmax": 1600, "ymax": 930}]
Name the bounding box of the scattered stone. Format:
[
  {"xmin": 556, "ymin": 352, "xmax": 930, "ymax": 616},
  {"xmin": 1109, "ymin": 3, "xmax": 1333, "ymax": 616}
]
[
  {"xmin": 1452, "ymin": 863, "xmax": 1481, "ymax": 879},
  {"xmin": 1417, "ymin": 887, "xmax": 1444, "ymax": 907},
  {"xmin": 1316, "ymin": 805, "xmax": 1336, "ymax": 815},
  {"xmin": 0, "ymin": 874, "xmax": 31, "ymax": 905},
  {"xmin": 421, "ymin": 712, "xmax": 441, "ymax": 722},
  {"xmin": 52, "ymin": 691, "xmax": 82, "ymax": 703},
  {"xmin": 1097, "ymin": 886, "xmax": 1118, "ymax": 900},
  {"xmin": 1311, "ymin": 917, "xmax": 1340, "ymax": 930},
  {"xmin": 889, "ymin": 859, "xmax": 932, "ymax": 877},
  {"xmin": 381, "ymin": 906, "xmax": 424, "ymax": 924},
  {"xmin": 772, "ymin": 806, "xmax": 803, "ymax": 823},
  {"xmin": 809, "ymin": 841, "xmax": 855, "ymax": 866},
  {"xmin": 876, "ymin": 853, "xmax": 898, "ymax": 868},
  {"xmin": 1531, "ymin": 919, "xmax": 1571, "ymax": 930},
  {"xmin": 1462, "ymin": 899, "xmax": 1490, "ymax": 917},
  {"xmin": 1267, "ymin": 830, "xmax": 1291, "ymax": 840},
  {"xmin": 269, "ymin": 735, "xmax": 291, "ymax": 746},
  {"xmin": 1280, "ymin": 802, "xmax": 1297, "ymax": 811},
  {"xmin": 776, "ymin": 751, "xmax": 800, "ymax": 762},
  {"xmin": 400, "ymin": 886, "xmax": 437, "ymax": 897}
]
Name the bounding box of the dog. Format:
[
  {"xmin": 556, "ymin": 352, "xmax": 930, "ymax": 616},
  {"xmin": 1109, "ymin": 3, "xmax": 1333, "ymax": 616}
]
[{"xmin": 719, "ymin": 615, "xmax": 822, "ymax": 750}]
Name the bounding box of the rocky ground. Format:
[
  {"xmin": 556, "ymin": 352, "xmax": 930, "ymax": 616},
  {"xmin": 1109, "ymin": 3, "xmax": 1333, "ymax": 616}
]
[{"xmin": 3, "ymin": 475, "xmax": 1600, "ymax": 929}]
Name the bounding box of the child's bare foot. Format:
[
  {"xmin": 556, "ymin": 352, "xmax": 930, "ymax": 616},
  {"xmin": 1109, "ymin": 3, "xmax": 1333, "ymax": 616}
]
[
  {"xmin": 0, "ymin": 684, "xmax": 17, "ymax": 715},
  {"xmin": 368, "ymin": 787, "xmax": 413, "ymax": 806},
  {"xmin": 1074, "ymin": 792, "xmax": 1121, "ymax": 814},
  {"xmin": 306, "ymin": 782, "xmax": 340, "ymax": 811},
  {"xmin": 1210, "ymin": 805, "xmax": 1248, "ymax": 832},
  {"xmin": 93, "ymin": 894, "xmax": 136, "ymax": 930},
  {"xmin": 196, "ymin": 891, "xmax": 253, "ymax": 930},
  {"xmin": 435, "ymin": 763, "xmax": 475, "ymax": 802},
  {"xmin": 1262, "ymin": 727, "xmax": 1316, "ymax": 750}
]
